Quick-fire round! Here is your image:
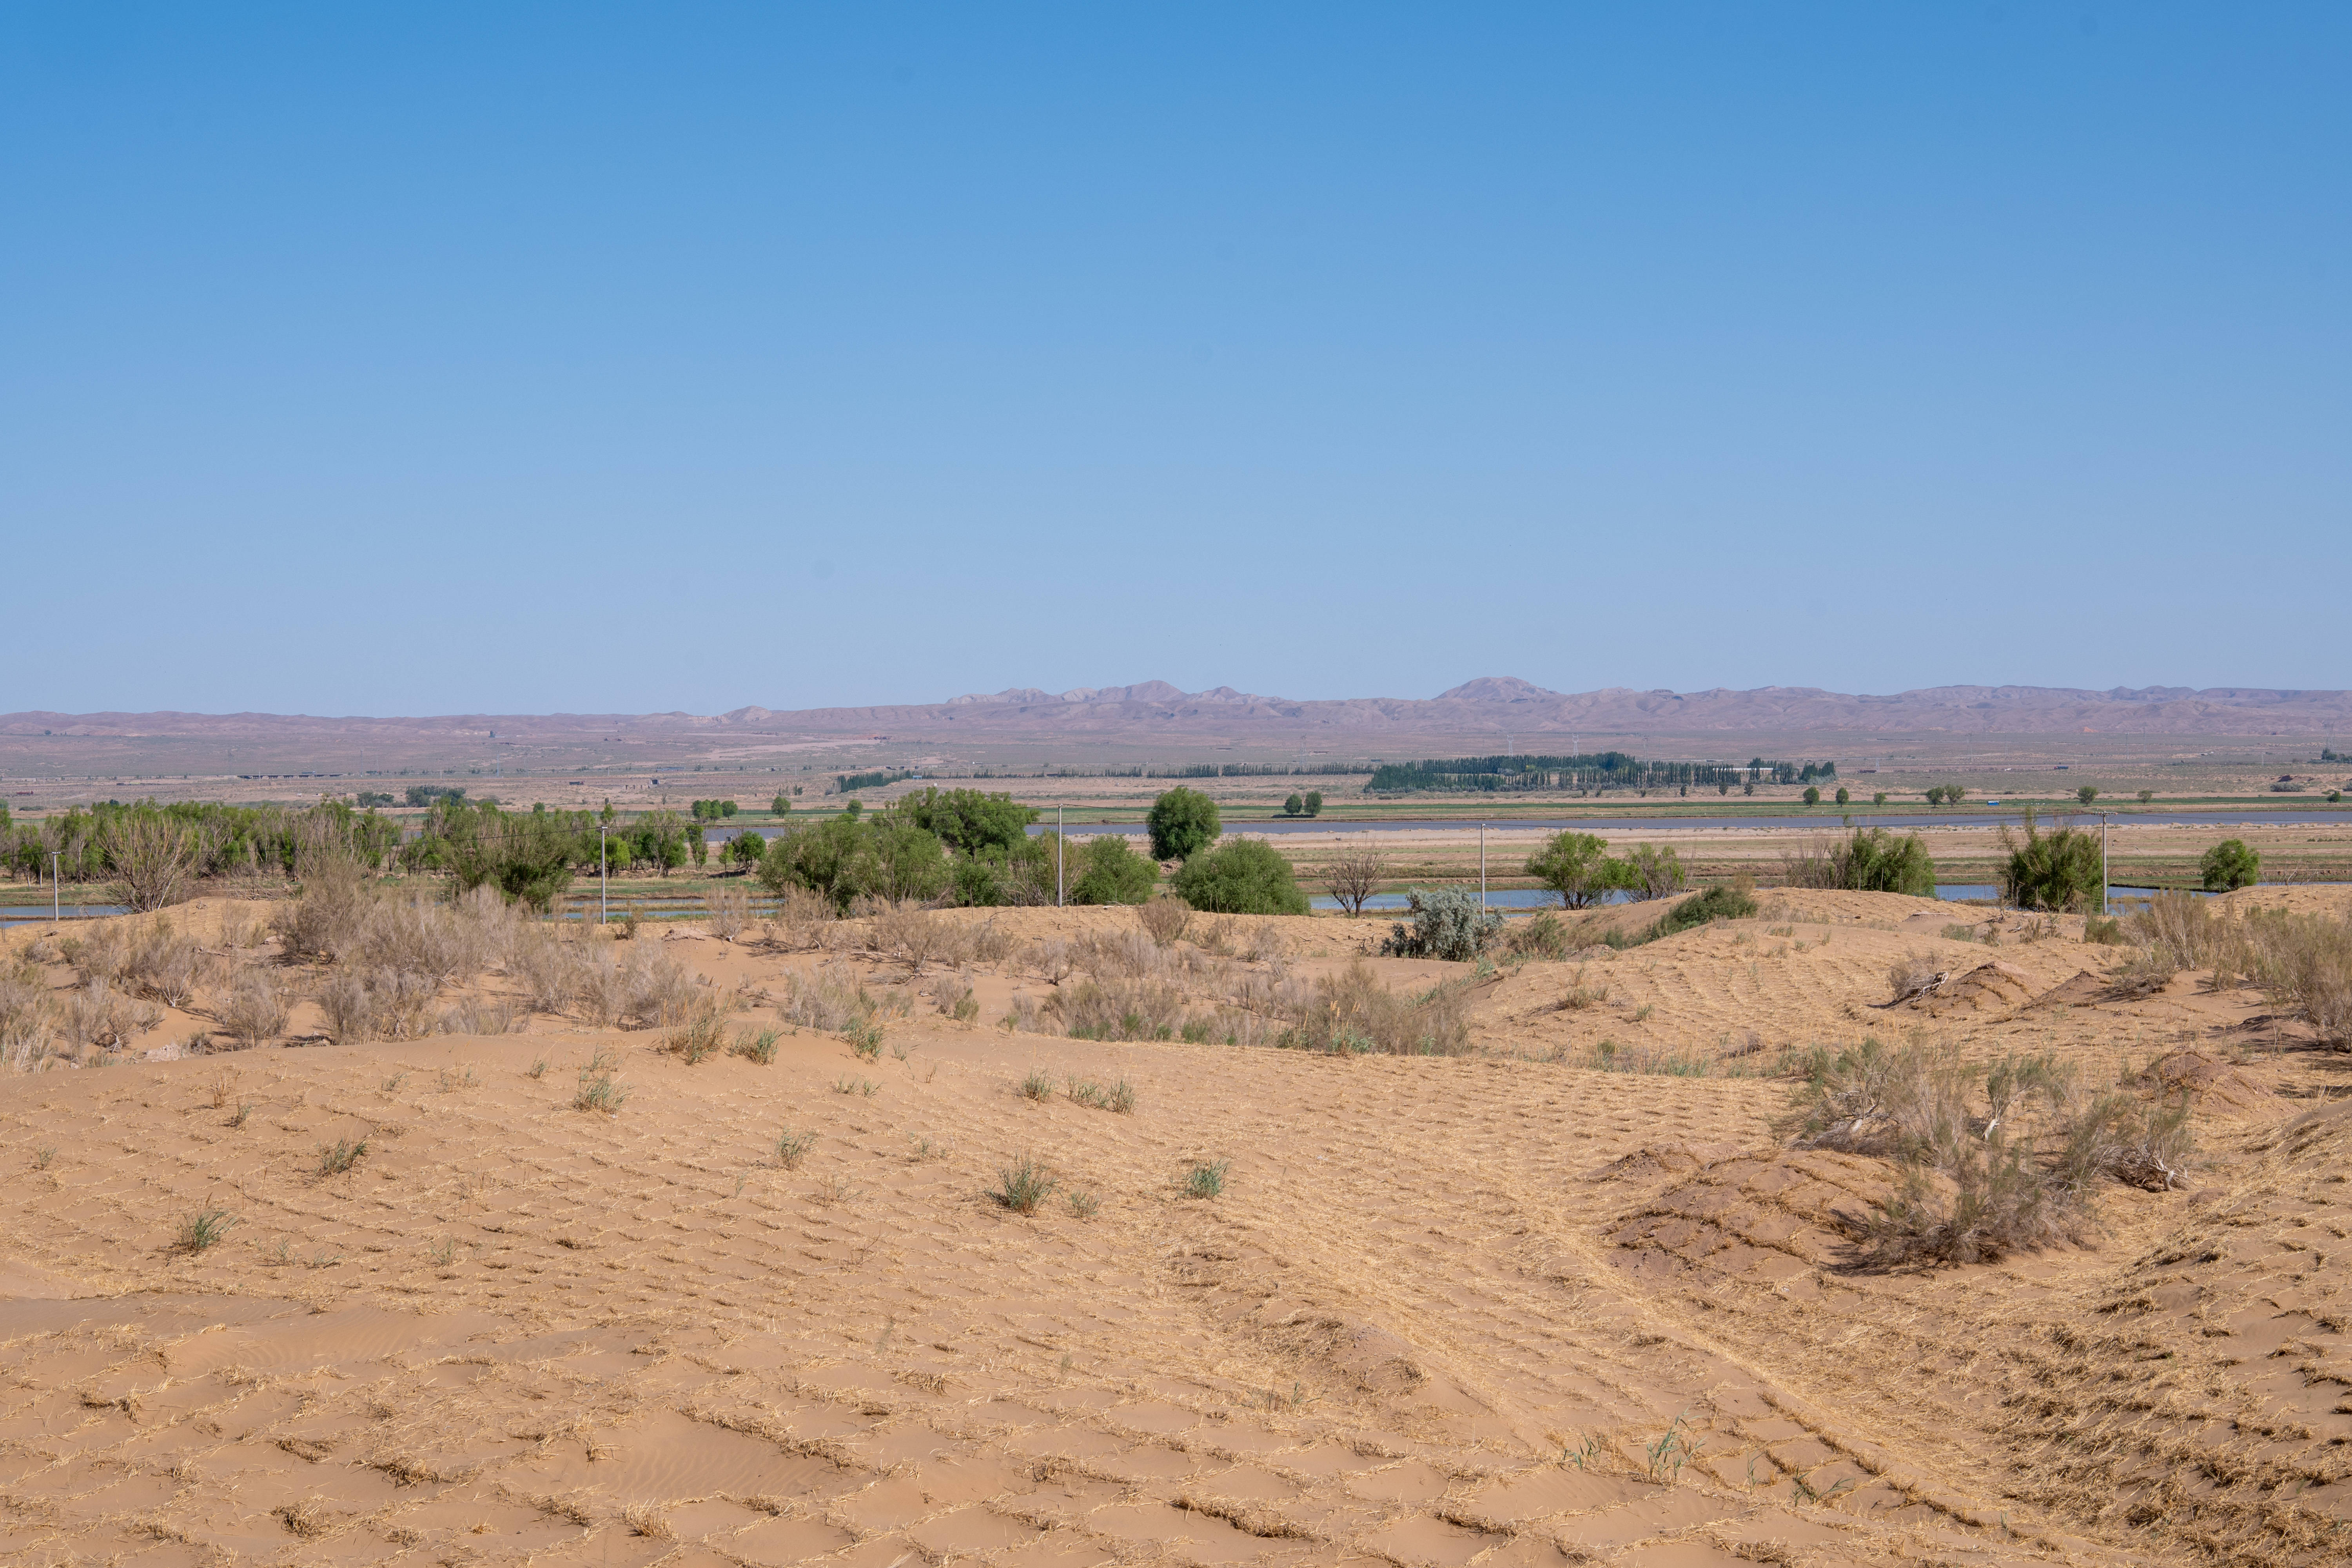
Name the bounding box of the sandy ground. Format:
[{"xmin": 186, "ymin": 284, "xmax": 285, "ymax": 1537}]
[{"xmin": 4, "ymin": 891, "xmax": 2352, "ymax": 1566}]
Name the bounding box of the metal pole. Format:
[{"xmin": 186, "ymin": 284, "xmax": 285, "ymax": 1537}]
[
  {"xmin": 1056, "ymin": 806, "xmax": 1064, "ymax": 907},
  {"xmin": 51, "ymin": 851, "xmax": 61, "ymax": 926},
  {"xmin": 2100, "ymin": 812, "xmax": 2109, "ymax": 917},
  {"xmin": 599, "ymin": 825, "xmax": 608, "ymax": 924},
  {"xmin": 1479, "ymin": 822, "xmax": 1487, "ymax": 906}
]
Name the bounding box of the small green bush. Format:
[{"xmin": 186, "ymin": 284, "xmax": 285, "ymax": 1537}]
[
  {"xmin": 1182, "ymin": 1159, "xmax": 1228, "ymax": 1200},
  {"xmin": 2076, "ymin": 784, "xmax": 2100, "ymax": 806},
  {"xmin": 1069, "ymin": 837, "xmax": 1160, "ymax": 905},
  {"xmin": 989, "ymin": 1156, "xmax": 1056, "ymax": 1214},
  {"xmin": 1147, "ymin": 788, "xmax": 1221, "ymax": 862},
  {"xmin": 1649, "ymin": 884, "xmax": 1758, "ymax": 940},
  {"xmin": 775, "ymin": 1128, "xmax": 816, "ymax": 1168},
  {"xmin": 1171, "ymin": 838, "xmax": 1308, "ymax": 915},
  {"xmin": 2001, "ymin": 811, "xmax": 2104, "ymax": 912},
  {"xmin": 2200, "ymin": 838, "xmax": 2259, "ymax": 891},
  {"xmin": 1523, "ymin": 830, "xmax": 1620, "ymax": 909},
  {"xmin": 1380, "ymin": 885, "xmax": 1501, "ymax": 961}
]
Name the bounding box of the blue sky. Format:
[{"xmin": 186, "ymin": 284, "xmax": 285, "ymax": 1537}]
[{"xmin": 4, "ymin": 4, "xmax": 2345, "ymax": 715}]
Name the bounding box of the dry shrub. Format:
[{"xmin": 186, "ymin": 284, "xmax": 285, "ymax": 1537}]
[
  {"xmin": 64, "ymin": 924, "xmax": 129, "ymax": 984},
  {"xmin": 1000, "ymin": 992, "xmax": 1042, "ymax": 1032},
  {"xmin": 662, "ymin": 993, "xmax": 730, "ymax": 1063},
  {"xmin": 1031, "ymin": 938, "xmax": 1075, "ymax": 985},
  {"xmin": 218, "ymin": 969, "xmax": 292, "ymax": 1049},
  {"xmin": 1, "ymin": 962, "xmax": 54, "ymax": 1071},
  {"xmin": 61, "ymin": 977, "xmax": 153, "ymax": 1051},
  {"xmin": 763, "ymin": 885, "xmax": 835, "ymax": 950},
  {"xmin": 124, "ymin": 916, "xmax": 211, "ymax": 1007},
  {"xmin": 1049, "ymin": 977, "xmax": 1189, "ymax": 1042},
  {"xmin": 1244, "ymin": 920, "xmax": 1290, "ymax": 963},
  {"xmin": 2102, "ymin": 947, "xmax": 2178, "ymax": 1000},
  {"xmin": 1075, "ymin": 927, "xmax": 1159, "ymax": 979},
  {"xmin": 1884, "ymin": 953, "xmax": 1949, "ymax": 1005},
  {"xmin": 1194, "ymin": 917, "xmax": 1236, "ymax": 957},
  {"xmin": 704, "ymin": 884, "xmax": 751, "ymax": 942},
  {"xmin": 2239, "ymin": 905, "xmax": 2352, "ymax": 1045},
  {"xmin": 274, "ymin": 853, "xmax": 374, "ymax": 962},
  {"xmin": 968, "ymin": 917, "xmax": 1012, "ymax": 965},
  {"xmin": 105, "ymin": 811, "xmax": 211, "ymax": 912},
  {"xmin": 439, "ymin": 995, "xmax": 521, "ymax": 1036},
  {"xmin": 780, "ymin": 961, "xmax": 872, "ymax": 1031},
  {"xmin": 1138, "ymin": 895, "xmax": 1191, "ymax": 947},
  {"xmin": 1503, "ymin": 912, "xmax": 1571, "ymax": 960},
  {"xmin": 870, "ymin": 906, "xmax": 971, "ymax": 972},
  {"xmin": 1778, "ymin": 1039, "xmax": 2193, "ymax": 1267},
  {"xmin": 355, "ymin": 897, "xmax": 483, "ymax": 985},
  {"xmin": 2129, "ymin": 890, "xmax": 2224, "ymax": 968},
  {"xmin": 927, "ymin": 974, "xmax": 978, "ymax": 1022},
  {"xmin": 510, "ymin": 926, "xmax": 581, "ymax": 1014},
  {"xmin": 572, "ymin": 942, "xmax": 697, "ymax": 1029},
  {"xmin": 1279, "ymin": 958, "xmax": 1470, "ymax": 1055}
]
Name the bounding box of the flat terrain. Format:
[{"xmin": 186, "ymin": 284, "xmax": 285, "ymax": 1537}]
[{"xmin": 4, "ymin": 890, "xmax": 2352, "ymax": 1566}]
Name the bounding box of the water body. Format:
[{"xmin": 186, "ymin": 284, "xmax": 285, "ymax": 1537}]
[{"xmin": 0, "ymin": 904, "xmax": 132, "ymax": 927}]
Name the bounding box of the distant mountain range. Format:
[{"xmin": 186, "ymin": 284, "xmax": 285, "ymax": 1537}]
[{"xmin": 5, "ymin": 682, "xmax": 2349, "ymax": 764}]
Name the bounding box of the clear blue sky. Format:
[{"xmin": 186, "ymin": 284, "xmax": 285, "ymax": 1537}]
[{"xmin": 5, "ymin": 4, "xmax": 2345, "ymax": 716}]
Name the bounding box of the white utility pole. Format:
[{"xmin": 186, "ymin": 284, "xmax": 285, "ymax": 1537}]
[
  {"xmin": 1479, "ymin": 822, "xmax": 1487, "ymax": 907},
  {"xmin": 599, "ymin": 825, "xmax": 608, "ymax": 924},
  {"xmin": 50, "ymin": 851, "xmax": 61, "ymax": 926},
  {"xmin": 1056, "ymin": 806, "xmax": 1064, "ymax": 907},
  {"xmin": 2100, "ymin": 812, "xmax": 2110, "ymax": 917}
]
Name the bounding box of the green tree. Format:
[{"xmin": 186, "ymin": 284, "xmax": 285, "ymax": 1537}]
[
  {"xmin": 2200, "ymin": 838, "xmax": 2259, "ymax": 891},
  {"xmin": 2138, "ymin": 789, "xmax": 2154, "ymax": 803},
  {"xmin": 1524, "ymin": 830, "xmax": 1616, "ymax": 909},
  {"xmin": 771, "ymin": 793, "xmax": 792, "ymax": 816},
  {"xmin": 1834, "ymin": 786, "xmax": 1850, "ymax": 805},
  {"xmin": 727, "ymin": 829, "xmax": 766, "ymax": 869},
  {"xmin": 2001, "ymin": 811, "xmax": 2104, "ymax": 912},
  {"xmin": 1302, "ymin": 791, "xmax": 1322, "ymax": 817},
  {"xmin": 1147, "ymin": 787, "xmax": 1221, "ymax": 862},
  {"xmin": 1803, "ymin": 786, "xmax": 1822, "ymax": 805},
  {"xmin": 899, "ymin": 787, "xmax": 1039, "ymax": 855},
  {"xmin": 1621, "ymin": 843, "xmax": 1688, "ymax": 901},
  {"xmin": 2077, "ymin": 784, "xmax": 2100, "ymax": 806},
  {"xmin": 1831, "ymin": 828, "xmax": 1936, "ymax": 896},
  {"xmin": 843, "ymin": 799, "xmax": 863, "ymax": 820},
  {"xmin": 1282, "ymin": 792, "xmax": 1304, "ymax": 817},
  {"xmin": 1873, "ymin": 792, "xmax": 1888, "ymax": 805},
  {"xmin": 1171, "ymin": 838, "xmax": 1308, "ymax": 914},
  {"xmin": 1069, "ymin": 837, "xmax": 1160, "ymax": 905}
]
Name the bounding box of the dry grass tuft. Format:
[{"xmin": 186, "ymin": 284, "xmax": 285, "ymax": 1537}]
[{"xmin": 1138, "ymin": 895, "xmax": 1191, "ymax": 947}]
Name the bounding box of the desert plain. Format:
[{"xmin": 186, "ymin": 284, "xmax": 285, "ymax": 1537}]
[{"xmin": 5, "ymin": 871, "xmax": 2352, "ymax": 1568}]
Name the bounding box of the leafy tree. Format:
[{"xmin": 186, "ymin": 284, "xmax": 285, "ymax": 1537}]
[
  {"xmin": 1650, "ymin": 884, "xmax": 1759, "ymax": 939},
  {"xmin": 1835, "ymin": 828, "xmax": 1937, "ymax": 896},
  {"xmin": 1147, "ymin": 787, "xmax": 1221, "ymax": 862},
  {"xmin": 1171, "ymin": 838, "xmax": 1307, "ymax": 914},
  {"xmin": 1834, "ymin": 786, "xmax": 1850, "ymax": 805},
  {"xmin": 899, "ymin": 787, "xmax": 1038, "ymax": 855},
  {"xmin": 1873, "ymin": 792, "xmax": 1887, "ymax": 805},
  {"xmin": 1303, "ymin": 791, "xmax": 1323, "ymax": 817},
  {"xmin": 1069, "ymin": 837, "xmax": 1160, "ymax": 905},
  {"xmin": 843, "ymin": 799, "xmax": 863, "ymax": 821},
  {"xmin": 2138, "ymin": 790, "xmax": 2154, "ymax": 803},
  {"xmin": 1282, "ymin": 792, "xmax": 1304, "ymax": 817},
  {"xmin": 1803, "ymin": 786, "xmax": 1822, "ymax": 805},
  {"xmin": 771, "ymin": 793, "xmax": 792, "ymax": 815},
  {"xmin": 2200, "ymin": 838, "xmax": 2259, "ymax": 891},
  {"xmin": 1621, "ymin": 843, "xmax": 1688, "ymax": 901},
  {"xmin": 727, "ymin": 830, "xmax": 766, "ymax": 868},
  {"xmin": 2077, "ymin": 784, "xmax": 2100, "ymax": 806},
  {"xmin": 427, "ymin": 800, "xmax": 578, "ymax": 910},
  {"xmin": 2000, "ymin": 811, "xmax": 2103, "ymax": 912},
  {"xmin": 756, "ymin": 812, "xmax": 949, "ymax": 908},
  {"xmin": 1524, "ymin": 830, "xmax": 1616, "ymax": 909}
]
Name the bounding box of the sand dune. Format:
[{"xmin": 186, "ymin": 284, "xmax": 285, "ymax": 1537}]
[{"xmin": 4, "ymin": 890, "xmax": 2348, "ymax": 1565}]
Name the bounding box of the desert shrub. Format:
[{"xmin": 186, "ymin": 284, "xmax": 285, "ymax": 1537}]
[
  {"xmin": 1146, "ymin": 788, "xmax": 1221, "ymax": 862},
  {"xmin": 1381, "ymin": 885, "xmax": 1501, "ymax": 961},
  {"xmin": 2200, "ymin": 838, "xmax": 2260, "ymax": 891},
  {"xmin": 1051, "ymin": 977, "xmax": 1189, "ymax": 1041},
  {"xmin": 219, "ymin": 969, "xmax": 292, "ymax": 1049},
  {"xmin": 1648, "ymin": 884, "xmax": 1758, "ymax": 940},
  {"xmin": 1281, "ymin": 958, "xmax": 1470, "ymax": 1055},
  {"xmin": 663, "ymin": 995, "xmax": 730, "ymax": 1063},
  {"xmin": 1, "ymin": 962, "xmax": 54, "ymax": 1072},
  {"xmin": 869, "ymin": 904, "xmax": 971, "ymax": 971},
  {"xmin": 1780, "ymin": 829, "xmax": 1935, "ymax": 896},
  {"xmin": 274, "ymin": 852, "xmax": 374, "ymax": 962},
  {"xmin": 704, "ymin": 884, "xmax": 751, "ymax": 942},
  {"xmin": 2129, "ymin": 890, "xmax": 2220, "ymax": 968},
  {"xmin": 928, "ymin": 975, "xmax": 979, "ymax": 1022},
  {"xmin": 2239, "ymin": 906, "xmax": 2352, "ymax": 1045},
  {"xmin": 316, "ymin": 969, "xmax": 376, "ymax": 1043},
  {"xmin": 354, "ymin": 896, "xmax": 483, "ymax": 985},
  {"xmin": 1523, "ymin": 831, "xmax": 1621, "ymax": 909},
  {"xmin": 1138, "ymin": 895, "xmax": 1191, "ymax": 947},
  {"xmin": 731, "ymin": 1027, "xmax": 780, "ymax": 1063},
  {"xmin": 1182, "ymin": 1160, "xmax": 1227, "ymax": 1200},
  {"xmin": 2000, "ymin": 811, "xmax": 2104, "ymax": 913},
  {"xmin": 103, "ymin": 811, "xmax": 211, "ymax": 912},
  {"xmin": 763, "ymin": 885, "xmax": 836, "ymax": 949},
  {"xmin": 510, "ymin": 927, "xmax": 582, "ymax": 1013},
  {"xmin": 2082, "ymin": 914, "xmax": 2124, "ymax": 945},
  {"xmin": 438, "ymin": 994, "xmax": 520, "ymax": 1036},
  {"xmin": 123, "ymin": 916, "xmax": 210, "ymax": 1007},
  {"xmin": 1171, "ymin": 839, "xmax": 1309, "ymax": 915},
  {"xmin": 1504, "ymin": 911, "xmax": 1571, "ymax": 960},
  {"xmin": 1776, "ymin": 1040, "xmax": 2188, "ymax": 1266},
  {"xmin": 1621, "ymin": 843, "xmax": 1687, "ymax": 902},
  {"xmin": 2102, "ymin": 946, "xmax": 2177, "ymax": 999},
  {"xmin": 1885, "ymin": 952, "xmax": 1949, "ymax": 1004},
  {"xmin": 779, "ymin": 961, "xmax": 873, "ymax": 1031},
  {"xmin": 1068, "ymin": 836, "xmax": 1160, "ymax": 905},
  {"xmin": 989, "ymin": 1156, "xmax": 1056, "ymax": 1214}
]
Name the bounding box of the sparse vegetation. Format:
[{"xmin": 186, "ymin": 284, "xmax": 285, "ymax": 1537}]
[
  {"xmin": 174, "ymin": 1206, "xmax": 239, "ymax": 1254},
  {"xmin": 1322, "ymin": 840, "xmax": 1387, "ymax": 915},
  {"xmin": 1020, "ymin": 1068, "xmax": 1056, "ymax": 1101},
  {"xmin": 730, "ymin": 1027, "xmax": 780, "ymax": 1063},
  {"xmin": 775, "ymin": 1128, "xmax": 816, "ymax": 1169},
  {"xmin": 1779, "ymin": 828, "xmax": 1936, "ymax": 897},
  {"xmin": 1181, "ymin": 1159, "xmax": 1228, "ymax": 1200},
  {"xmin": 1137, "ymin": 894, "xmax": 1191, "ymax": 946},
  {"xmin": 2000, "ymin": 811, "xmax": 2105, "ymax": 913},
  {"xmin": 316, "ymin": 1138, "xmax": 369, "ymax": 1177},
  {"xmin": 989, "ymin": 1156, "xmax": 1056, "ymax": 1214}
]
